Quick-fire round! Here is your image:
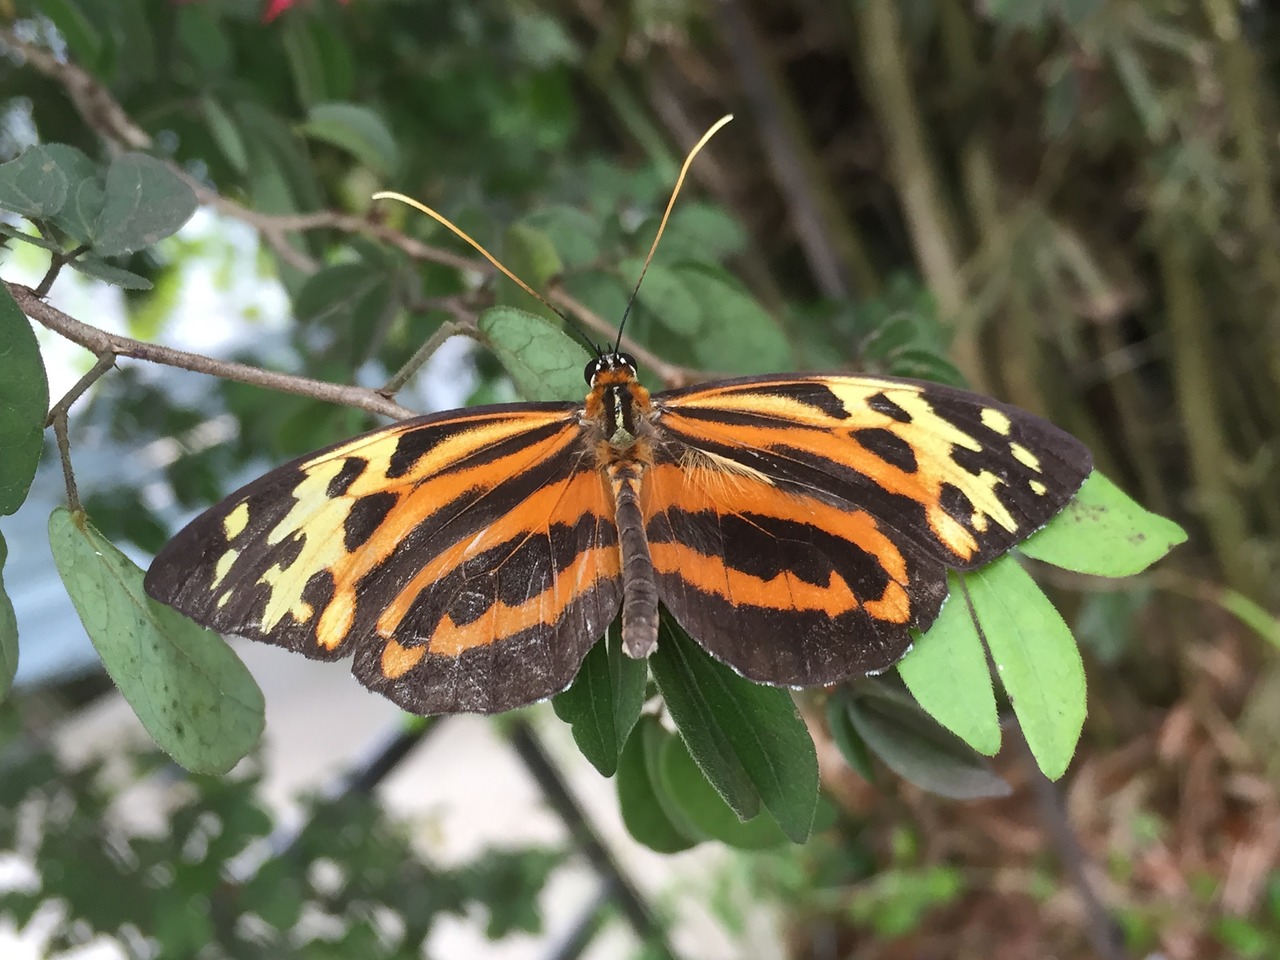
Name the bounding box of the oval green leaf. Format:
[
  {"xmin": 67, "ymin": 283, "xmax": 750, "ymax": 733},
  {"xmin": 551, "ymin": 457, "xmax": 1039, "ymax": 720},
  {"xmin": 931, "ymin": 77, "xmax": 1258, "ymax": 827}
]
[
  {"xmin": 48, "ymin": 508, "xmax": 265, "ymax": 774},
  {"xmin": 619, "ymin": 259, "xmax": 703, "ymax": 336},
  {"xmin": 898, "ymin": 574, "xmax": 1001, "ymax": 756},
  {"xmin": 552, "ymin": 622, "xmax": 647, "ymax": 777},
  {"xmin": 658, "ymin": 732, "xmax": 789, "ymax": 849},
  {"xmin": 616, "ymin": 717, "xmax": 697, "ymax": 853},
  {"xmin": 650, "ymin": 613, "xmax": 818, "ymax": 842},
  {"xmin": 0, "ymin": 145, "xmax": 69, "ymax": 218},
  {"xmin": 1019, "ymin": 471, "xmax": 1186, "ymax": 577},
  {"xmin": 477, "ymin": 306, "xmax": 592, "ymax": 402},
  {"xmin": 965, "ymin": 557, "xmax": 1086, "ymax": 780},
  {"xmin": 0, "ymin": 531, "xmax": 17, "ymax": 704},
  {"xmin": 68, "ymin": 257, "xmax": 154, "ymax": 290},
  {"xmin": 677, "ymin": 264, "xmax": 792, "ymax": 373},
  {"xmin": 93, "ymin": 153, "xmax": 198, "ymax": 256},
  {"xmin": 0, "ymin": 285, "xmax": 49, "ymax": 516},
  {"xmin": 844, "ymin": 682, "xmax": 1011, "ymax": 800},
  {"xmin": 299, "ymin": 102, "xmax": 400, "ymax": 177},
  {"xmin": 503, "ymin": 223, "xmax": 563, "ymax": 297}
]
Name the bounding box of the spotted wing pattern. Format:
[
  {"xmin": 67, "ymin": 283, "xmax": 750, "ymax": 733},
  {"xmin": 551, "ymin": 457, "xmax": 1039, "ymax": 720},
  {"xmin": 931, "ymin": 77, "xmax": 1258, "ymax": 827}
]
[
  {"xmin": 144, "ymin": 403, "xmax": 622, "ymax": 714},
  {"xmin": 644, "ymin": 374, "xmax": 1092, "ymax": 685}
]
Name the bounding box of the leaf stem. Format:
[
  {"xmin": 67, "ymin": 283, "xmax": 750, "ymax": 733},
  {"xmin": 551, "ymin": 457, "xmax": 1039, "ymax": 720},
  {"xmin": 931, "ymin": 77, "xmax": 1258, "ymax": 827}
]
[
  {"xmin": 52, "ymin": 414, "xmax": 80, "ymax": 513},
  {"xmin": 34, "ymin": 243, "xmax": 91, "ymax": 298}
]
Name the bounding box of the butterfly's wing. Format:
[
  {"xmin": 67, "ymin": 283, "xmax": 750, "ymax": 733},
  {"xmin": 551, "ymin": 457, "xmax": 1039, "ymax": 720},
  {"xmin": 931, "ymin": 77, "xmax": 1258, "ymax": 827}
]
[
  {"xmin": 145, "ymin": 403, "xmax": 622, "ymax": 714},
  {"xmin": 644, "ymin": 374, "xmax": 1092, "ymax": 686}
]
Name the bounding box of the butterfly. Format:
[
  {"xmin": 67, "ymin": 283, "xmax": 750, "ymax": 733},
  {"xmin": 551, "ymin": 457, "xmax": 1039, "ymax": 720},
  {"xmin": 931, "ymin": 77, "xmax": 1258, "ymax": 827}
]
[{"xmin": 143, "ymin": 117, "xmax": 1092, "ymax": 715}]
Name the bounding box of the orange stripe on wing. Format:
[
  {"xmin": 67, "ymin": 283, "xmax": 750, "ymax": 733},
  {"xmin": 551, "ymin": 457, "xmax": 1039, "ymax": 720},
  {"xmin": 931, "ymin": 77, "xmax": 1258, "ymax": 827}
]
[{"xmin": 643, "ymin": 461, "xmax": 912, "ymax": 623}]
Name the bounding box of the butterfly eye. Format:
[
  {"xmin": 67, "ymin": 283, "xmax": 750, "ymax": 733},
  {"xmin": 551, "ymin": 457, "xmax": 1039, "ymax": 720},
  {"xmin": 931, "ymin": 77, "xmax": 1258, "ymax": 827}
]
[
  {"xmin": 583, "ymin": 359, "xmax": 601, "ymax": 384},
  {"xmin": 617, "ymin": 352, "xmax": 637, "ymax": 374}
]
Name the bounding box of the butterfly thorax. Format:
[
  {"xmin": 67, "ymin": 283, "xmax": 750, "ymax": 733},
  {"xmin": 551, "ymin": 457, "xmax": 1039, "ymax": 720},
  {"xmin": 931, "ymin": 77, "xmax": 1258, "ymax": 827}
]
[{"xmin": 584, "ymin": 364, "xmax": 653, "ymax": 451}]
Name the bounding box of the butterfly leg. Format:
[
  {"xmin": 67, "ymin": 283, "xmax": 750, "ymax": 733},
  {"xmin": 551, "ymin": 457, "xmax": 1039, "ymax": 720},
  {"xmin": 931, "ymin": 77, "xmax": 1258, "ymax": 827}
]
[{"xmin": 608, "ymin": 461, "xmax": 659, "ymax": 658}]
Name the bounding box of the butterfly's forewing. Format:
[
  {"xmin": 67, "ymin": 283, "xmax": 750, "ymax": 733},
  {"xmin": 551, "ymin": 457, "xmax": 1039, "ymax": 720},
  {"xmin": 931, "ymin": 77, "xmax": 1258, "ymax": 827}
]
[
  {"xmin": 645, "ymin": 374, "xmax": 1092, "ymax": 685},
  {"xmin": 145, "ymin": 404, "xmax": 623, "ymax": 714}
]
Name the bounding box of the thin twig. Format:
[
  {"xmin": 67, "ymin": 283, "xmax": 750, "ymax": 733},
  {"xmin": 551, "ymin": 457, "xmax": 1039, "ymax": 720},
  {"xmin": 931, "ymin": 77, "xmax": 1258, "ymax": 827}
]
[
  {"xmin": 46, "ymin": 351, "xmax": 117, "ymax": 513},
  {"xmin": 381, "ymin": 318, "xmax": 465, "ymax": 396},
  {"xmin": 8, "ymin": 283, "xmax": 416, "ymax": 420},
  {"xmin": 52, "ymin": 415, "xmax": 81, "ymax": 512},
  {"xmin": 45, "ymin": 351, "xmax": 117, "ymax": 427}
]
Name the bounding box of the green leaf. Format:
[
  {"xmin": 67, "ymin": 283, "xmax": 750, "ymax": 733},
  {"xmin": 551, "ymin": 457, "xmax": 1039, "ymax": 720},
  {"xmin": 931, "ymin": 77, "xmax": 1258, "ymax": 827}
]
[
  {"xmin": 1019, "ymin": 471, "xmax": 1186, "ymax": 577},
  {"xmin": 299, "ymin": 102, "xmax": 400, "ymax": 177},
  {"xmin": 33, "ymin": 0, "xmax": 103, "ymax": 67},
  {"xmin": 502, "ymin": 223, "xmax": 563, "ymax": 301},
  {"xmin": 0, "ymin": 532, "xmax": 17, "ymax": 705},
  {"xmin": 49, "ymin": 147, "xmax": 108, "ymax": 246},
  {"xmin": 68, "ymin": 256, "xmax": 154, "ymax": 290},
  {"xmin": 477, "ymin": 306, "xmax": 592, "ymax": 402},
  {"xmin": 0, "ymin": 146, "xmax": 70, "ymax": 218},
  {"xmin": 0, "ymin": 285, "xmax": 49, "ymax": 516},
  {"xmin": 552, "ymin": 623, "xmax": 647, "ymax": 777},
  {"xmin": 0, "ymin": 222, "xmax": 63, "ymax": 251},
  {"xmin": 48, "ymin": 508, "xmax": 265, "ymax": 774},
  {"xmin": 967, "ymin": 557, "xmax": 1086, "ymax": 780},
  {"xmin": 1214, "ymin": 588, "xmax": 1280, "ymax": 650},
  {"xmin": 678, "ymin": 264, "xmax": 792, "ymax": 373},
  {"xmin": 842, "ymin": 684, "xmax": 1011, "ymax": 800},
  {"xmin": 619, "ymin": 259, "xmax": 703, "ymax": 336},
  {"xmin": 203, "ymin": 97, "xmax": 249, "ymax": 174},
  {"xmin": 522, "ymin": 206, "xmax": 601, "ymax": 268},
  {"xmin": 616, "ymin": 717, "xmax": 696, "ymax": 853},
  {"xmin": 92, "ymin": 153, "xmax": 198, "ymax": 256},
  {"xmin": 650, "ymin": 613, "xmax": 818, "ymax": 842},
  {"xmin": 658, "ymin": 732, "xmax": 789, "ymax": 849},
  {"xmin": 898, "ymin": 574, "xmax": 1001, "ymax": 755},
  {"xmin": 825, "ymin": 692, "xmax": 876, "ymax": 782},
  {"xmin": 293, "ymin": 262, "xmax": 389, "ymax": 347},
  {"xmin": 665, "ymin": 203, "xmax": 747, "ymax": 261}
]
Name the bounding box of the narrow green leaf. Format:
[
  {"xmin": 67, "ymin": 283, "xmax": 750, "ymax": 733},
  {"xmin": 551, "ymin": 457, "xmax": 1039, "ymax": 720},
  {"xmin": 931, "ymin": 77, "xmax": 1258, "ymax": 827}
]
[
  {"xmin": 844, "ymin": 683, "xmax": 1011, "ymax": 800},
  {"xmin": 32, "ymin": 0, "xmax": 103, "ymax": 67},
  {"xmin": 616, "ymin": 717, "xmax": 696, "ymax": 853},
  {"xmin": 967, "ymin": 558, "xmax": 1086, "ymax": 780},
  {"xmin": 552, "ymin": 623, "xmax": 647, "ymax": 777},
  {"xmin": 1019, "ymin": 471, "xmax": 1186, "ymax": 577},
  {"xmin": 93, "ymin": 153, "xmax": 198, "ymax": 256},
  {"xmin": 651, "ymin": 614, "xmax": 818, "ymax": 842},
  {"xmin": 0, "ymin": 146, "xmax": 70, "ymax": 218},
  {"xmin": 824, "ymin": 693, "xmax": 876, "ymax": 782},
  {"xmin": 659, "ymin": 732, "xmax": 789, "ymax": 849},
  {"xmin": 203, "ymin": 97, "xmax": 249, "ymax": 174},
  {"xmin": 0, "ymin": 286, "xmax": 49, "ymax": 516},
  {"xmin": 48, "ymin": 508, "xmax": 265, "ymax": 774},
  {"xmin": 477, "ymin": 306, "xmax": 591, "ymax": 402},
  {"xmin": 1214, "ymin": 588, "xmax": 1280, "ymax": 650},
  {"xmin": 0, "ymin": 222, "xmax": 63, "ymax": 251},
  {"xmin": 619, "ymin": 259, "xmax": 703, "ymax": 336},
  {"xmin": 299, "ymin": 102, "xmax": 400, "ymax": 177},
  {"xmin": 0, "ymin": 532, "xmax": 17, "ymax": 704},
  {"xmin": 898, "ymin": 574, "xmax": 1001, "ymax": 756},
  {"xmin": 68, "ymin": 257, "xmax": 154, "ymax": 290}
]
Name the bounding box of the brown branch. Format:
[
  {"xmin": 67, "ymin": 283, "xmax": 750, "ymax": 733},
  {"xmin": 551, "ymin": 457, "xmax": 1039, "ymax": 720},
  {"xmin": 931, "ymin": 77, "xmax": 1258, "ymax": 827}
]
[{"xmin": 8, "ymin": 283, "xmax": 416, "ymax": 421}]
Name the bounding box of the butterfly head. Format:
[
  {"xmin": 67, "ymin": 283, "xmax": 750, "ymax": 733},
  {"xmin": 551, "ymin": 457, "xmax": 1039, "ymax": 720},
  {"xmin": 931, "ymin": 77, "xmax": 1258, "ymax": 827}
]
[{"xmin": 584, "ymin": 351, "xmax": 638, "ymax": 386}]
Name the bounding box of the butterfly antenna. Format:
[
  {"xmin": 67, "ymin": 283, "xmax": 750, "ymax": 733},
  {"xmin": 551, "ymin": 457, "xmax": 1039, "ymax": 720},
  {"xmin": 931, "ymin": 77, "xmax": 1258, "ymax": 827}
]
[
  {"xmin": 372, "ymin": 190, "xmax": 602, "ymax": 358},
  {"xmin": 614, "ymin": 114, "xmax": 733, "ymax": 354}
]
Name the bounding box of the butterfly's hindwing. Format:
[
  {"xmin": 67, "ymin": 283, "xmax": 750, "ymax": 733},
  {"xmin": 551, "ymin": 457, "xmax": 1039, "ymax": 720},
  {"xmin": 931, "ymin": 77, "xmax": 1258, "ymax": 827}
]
[
  {"xmin": 642, "ymin": 455, "xmax": 945, "ymax": 685},
  {"xmin": 652, "ymin": 374, "xmax": 1092, "ymax": 570},
  {"xmin": 144, "ymin": 403, "xmax": 623, "ymax": 714}
]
